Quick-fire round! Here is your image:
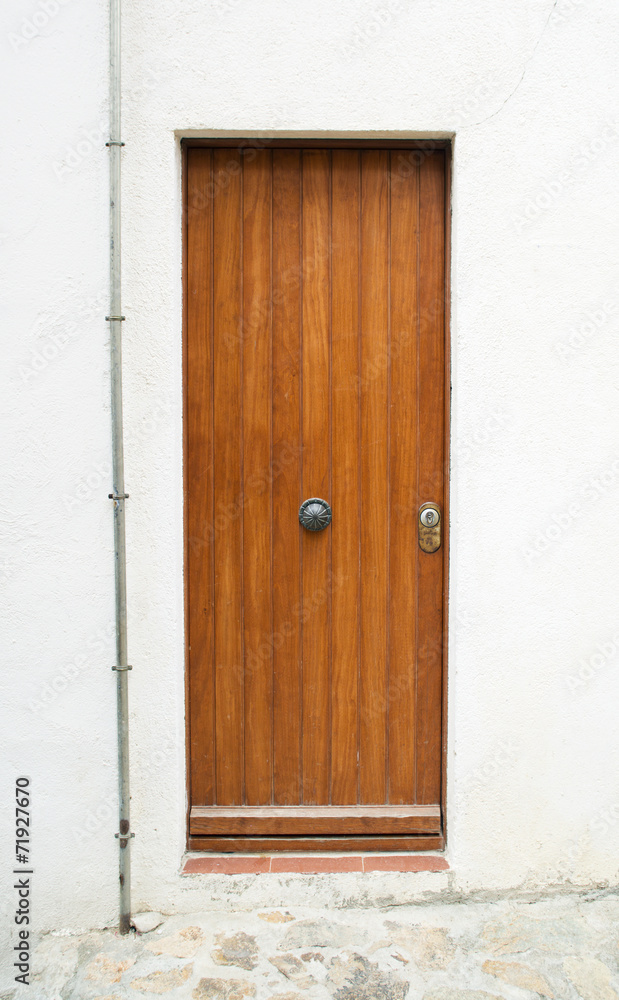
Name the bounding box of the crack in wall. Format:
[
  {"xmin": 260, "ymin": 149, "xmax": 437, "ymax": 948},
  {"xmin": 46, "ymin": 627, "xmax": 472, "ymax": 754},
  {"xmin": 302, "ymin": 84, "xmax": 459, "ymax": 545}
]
[{"xmin": 460, "ymin": 0, "xmax": 559, "ymax": 130}]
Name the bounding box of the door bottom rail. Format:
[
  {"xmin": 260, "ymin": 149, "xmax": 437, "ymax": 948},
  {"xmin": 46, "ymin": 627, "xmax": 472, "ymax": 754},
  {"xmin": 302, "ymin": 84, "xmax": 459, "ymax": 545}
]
[{"xmin": 190, "ymin": 804, "xmax": 441, "ymax": 837}]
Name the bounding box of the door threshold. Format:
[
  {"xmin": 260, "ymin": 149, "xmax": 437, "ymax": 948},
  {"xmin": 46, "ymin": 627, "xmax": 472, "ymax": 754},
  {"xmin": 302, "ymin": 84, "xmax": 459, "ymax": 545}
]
[{"xmin": 181, "ymin": 853, "xmax": 449, "ymax": 875}]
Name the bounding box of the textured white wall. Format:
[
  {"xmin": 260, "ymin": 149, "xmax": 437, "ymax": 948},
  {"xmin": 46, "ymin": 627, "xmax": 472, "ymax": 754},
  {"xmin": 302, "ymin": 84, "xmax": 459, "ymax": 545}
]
[{"xmin": 2, "ymin": 0, "xmax": 619, "ymax": 950}]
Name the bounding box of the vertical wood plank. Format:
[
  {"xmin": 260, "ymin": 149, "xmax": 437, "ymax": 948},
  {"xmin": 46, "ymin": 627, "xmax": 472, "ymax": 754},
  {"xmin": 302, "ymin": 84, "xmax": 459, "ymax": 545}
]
[
  {"xmin": 272, "ymin": 149, "xmax": 302, "ymax": 804},
  {"xmin": 331, "ymin": 150, "xmax": 360, "ymax": 804},
  {"xmin": 359, "ymin": 150, "xmax": 390, "ymax": 804},
  {"xmin": 242, "ymin": 150, "xmax": 273, "ymax": 805},
  {"xmin": 187, "ymin": 149, "xmax": 215, "ymax": 805},
  {"xmin": 441, "ymin": 144, "xmax": 452, "ymax": 834},
  {"xmin": 301, "ymin": 149, "xmax": 331, "ymax": 805},
  {"xmin": 213, "ymin": 148, "xmax": 244, "ymax": 805},
  {"xmin": 388, "ymin": 156, "xmax": 419, "ymax": 803},
  {"xmin": 416, "ymin": 150, "xmax": 445, "ymax": 804}
]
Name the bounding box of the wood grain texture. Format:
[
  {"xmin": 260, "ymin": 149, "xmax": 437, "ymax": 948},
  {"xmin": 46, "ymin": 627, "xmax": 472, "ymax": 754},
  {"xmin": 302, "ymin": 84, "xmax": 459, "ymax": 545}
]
[
  {"xmin": 186, "ymin": 145, "xmax": 447, "ymax": 844},
  {"xmin": 190, "ymin": 804, "xmax": 440, "ymax": 835},
  {"xmin": 213, "ymin": 148, "xmax": 244, "ymax": 805},
  {"xmin": 331, "ymin": 150, "xmax": 360, "ymax": 805},
  {"xmin": 272, "ymin": 149, "xmax": 302, "ymax": 805},
  {"xmin": 416, "ymin": 150, "xmax": 445, "ymax": 805},
  {"xmin": 388, "ymin": 155, "xmax": 419, "ymax": 804},
  {"xmin": 189, "ymin": 835, "xmax": 445, "ymax": 852},
  {"xmin": 359, "ymin": 150, "xmax": 389, "ymax": 804},
  {"xmin": 301, "ymin": 150, "xmax": 331, "ymax": 805},
  {"xmin": 242, "ymin": 150, "xmax": 273, "ymax": 804},
  {"xmin": 187, "ymin": 148, "xmax": 215, "ymax": 805},
  {"xmin": 441, "ymin": 144, "xmax": 452, "ymax": 843}
]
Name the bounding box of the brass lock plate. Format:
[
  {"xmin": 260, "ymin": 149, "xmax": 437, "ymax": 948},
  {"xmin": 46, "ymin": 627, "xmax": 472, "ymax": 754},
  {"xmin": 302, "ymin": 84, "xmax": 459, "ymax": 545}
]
[{"xmin": 418, "ymin": 502, "xmax": 441, "ymax": 553}]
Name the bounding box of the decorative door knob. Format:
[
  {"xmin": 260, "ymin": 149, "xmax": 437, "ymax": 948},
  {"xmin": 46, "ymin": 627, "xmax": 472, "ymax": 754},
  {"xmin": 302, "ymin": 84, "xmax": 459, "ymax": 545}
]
[{"xmin": 299, "ymin": 498, "xmax": 332, "ymax": 531}]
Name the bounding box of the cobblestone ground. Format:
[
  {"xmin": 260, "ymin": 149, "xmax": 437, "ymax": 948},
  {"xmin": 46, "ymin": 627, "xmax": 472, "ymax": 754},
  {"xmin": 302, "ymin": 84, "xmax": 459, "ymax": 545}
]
[{"xmin": 21, "ymin": 891, "xmax": 619, "ymax": 1000}]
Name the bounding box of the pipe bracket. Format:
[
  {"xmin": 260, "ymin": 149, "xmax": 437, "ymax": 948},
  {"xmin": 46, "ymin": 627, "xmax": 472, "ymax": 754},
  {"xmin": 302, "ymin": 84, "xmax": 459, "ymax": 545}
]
[
  {"xmin": 112, "ymin": 664, "xmax": 133, "ymax": 672},
  {"xmin": 105, "ymin": 315, "xmax": 126, "ymax": 321},
  {"xmin": 109, "ymin": 493, "xmax": 130, "ymax": 500},
  {"xmin": 106, "ymin": 140, "xmax": 125, "ymax": 146}
]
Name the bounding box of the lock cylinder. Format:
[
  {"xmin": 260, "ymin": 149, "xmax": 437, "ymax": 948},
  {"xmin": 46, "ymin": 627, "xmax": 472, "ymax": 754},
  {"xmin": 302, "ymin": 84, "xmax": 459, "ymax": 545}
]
[{"xmin": 418, "ymin": 502, "xmax": 441, "ymax": 553}]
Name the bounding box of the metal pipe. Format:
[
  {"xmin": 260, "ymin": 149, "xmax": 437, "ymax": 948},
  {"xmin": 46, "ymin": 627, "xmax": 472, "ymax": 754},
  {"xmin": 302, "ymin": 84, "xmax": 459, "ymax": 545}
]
[{"xmin": 107, "ymin": 0, "xmax": 132, "ymax": 935}]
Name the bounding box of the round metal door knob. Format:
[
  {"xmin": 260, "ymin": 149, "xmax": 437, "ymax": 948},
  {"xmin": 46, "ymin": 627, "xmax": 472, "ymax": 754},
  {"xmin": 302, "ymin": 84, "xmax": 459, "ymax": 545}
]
[
  {"xmin": 420, "ymin": 507, "xmax": 439, "ymax": 527},
  {"xmin": 299, "ymin": 498, "xmax": 332, "ymax": 531}
]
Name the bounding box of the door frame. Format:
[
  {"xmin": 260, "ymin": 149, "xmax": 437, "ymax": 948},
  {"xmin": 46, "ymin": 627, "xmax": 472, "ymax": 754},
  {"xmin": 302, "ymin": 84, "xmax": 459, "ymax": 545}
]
[{"xmin": 181, "ymin": 137, "xmax": 451, "ymax": 852}]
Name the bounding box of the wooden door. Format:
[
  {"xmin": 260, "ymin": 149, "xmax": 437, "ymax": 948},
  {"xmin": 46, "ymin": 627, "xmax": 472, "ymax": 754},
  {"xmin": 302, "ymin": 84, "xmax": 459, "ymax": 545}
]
[{"xmin": 185, "ymin": 143, "xmax": 447, "ymax": 851}]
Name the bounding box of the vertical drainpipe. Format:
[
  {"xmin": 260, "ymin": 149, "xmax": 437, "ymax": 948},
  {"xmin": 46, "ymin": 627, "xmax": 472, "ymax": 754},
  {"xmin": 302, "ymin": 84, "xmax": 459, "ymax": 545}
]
[{"xmin": 106, "ymin": 0, "xmax": 133, "ymax": 935}]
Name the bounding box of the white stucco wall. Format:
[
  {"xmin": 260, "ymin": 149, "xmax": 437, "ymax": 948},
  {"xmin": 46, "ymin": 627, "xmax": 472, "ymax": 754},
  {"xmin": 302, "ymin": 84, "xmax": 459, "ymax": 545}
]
[{"xmin": 2, "ymin": 0, "xmax": 619, "ymax": 950}]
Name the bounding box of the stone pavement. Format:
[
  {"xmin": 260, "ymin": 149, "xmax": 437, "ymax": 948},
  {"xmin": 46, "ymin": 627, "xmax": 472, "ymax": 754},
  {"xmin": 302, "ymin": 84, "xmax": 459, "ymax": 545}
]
[{"xmin": 22, "ymin": 890, "xmax": 619, "ymax": 1000}]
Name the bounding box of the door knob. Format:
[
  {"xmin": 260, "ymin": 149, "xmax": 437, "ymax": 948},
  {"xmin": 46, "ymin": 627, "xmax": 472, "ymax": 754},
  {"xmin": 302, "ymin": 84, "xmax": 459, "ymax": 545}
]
[
  {"xmin": 418, "ymin": 502, "xmax": 441, "ymax": 553},
  {"xmin": 299, "ymin": 498, "xmax": 332, "ymax": 531}
]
